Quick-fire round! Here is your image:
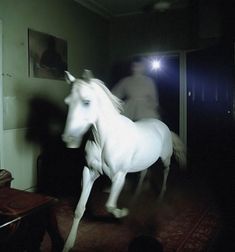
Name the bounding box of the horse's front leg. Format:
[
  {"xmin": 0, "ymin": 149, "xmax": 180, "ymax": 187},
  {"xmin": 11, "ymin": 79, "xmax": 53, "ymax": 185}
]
[
  {"xmin": 105, "ymin": 172, "xmax": 129, "ymax": 218},
  {"xmin": 63, "ymin": 166, "xmax": 99, "ymax": 252}
]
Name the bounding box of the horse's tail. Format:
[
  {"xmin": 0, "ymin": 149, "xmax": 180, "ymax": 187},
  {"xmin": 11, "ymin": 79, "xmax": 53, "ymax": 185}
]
[{"xmin": 171, "ymin": 131, "xmax": 187, "ymax": 169}]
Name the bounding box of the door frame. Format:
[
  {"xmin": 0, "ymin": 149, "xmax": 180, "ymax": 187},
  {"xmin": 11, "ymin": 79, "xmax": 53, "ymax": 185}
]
[
  {"xmin": 0, "ymin": 19, "xmax": 3, "ymax": 167},
  {"xmin": 179, "ymin": 52, "xmax": 187, "ymax": 146}
]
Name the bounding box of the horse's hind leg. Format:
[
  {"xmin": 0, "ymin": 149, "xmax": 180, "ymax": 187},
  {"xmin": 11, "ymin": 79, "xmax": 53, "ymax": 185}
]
[
  {"xmin": 105, "ymin": 171, "xmax": 129, "ymax": 218},
  {"xmin": 133, "ymin": 169, "xmax": 148, "ymax": 199},
  {"xmin": 159, "ymin": 156, "xmax": 171, "ymax": 200},
  {"xmin": 63, "ymin": 166, "xmax": 99, "ymax": 252}
]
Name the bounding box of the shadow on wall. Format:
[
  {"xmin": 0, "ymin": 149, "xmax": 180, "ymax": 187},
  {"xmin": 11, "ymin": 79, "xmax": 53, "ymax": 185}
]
[{"xmin": 25, "ymin": 96, "xmax": 85, "ymax": 197}]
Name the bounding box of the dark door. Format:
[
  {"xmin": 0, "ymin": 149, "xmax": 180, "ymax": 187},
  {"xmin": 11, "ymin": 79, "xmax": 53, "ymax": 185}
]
[{"xmin": 186, "ymin": 43, "xmax": 234, "ymax": 172}]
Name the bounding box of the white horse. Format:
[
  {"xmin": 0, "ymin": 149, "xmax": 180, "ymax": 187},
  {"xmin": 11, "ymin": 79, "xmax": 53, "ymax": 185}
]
[{"xmin": 61, "ymin": 70, "xmax": 186, "ymax": 251}]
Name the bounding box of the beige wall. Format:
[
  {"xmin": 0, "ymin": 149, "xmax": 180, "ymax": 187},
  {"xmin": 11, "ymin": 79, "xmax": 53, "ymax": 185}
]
[
  {"xmin": 0, "ymin": 0, "xmax": 109, "ymax": 129},
  {"xmin": 0, "ymin": 0, "xmax": 109, "ymax": 190}
]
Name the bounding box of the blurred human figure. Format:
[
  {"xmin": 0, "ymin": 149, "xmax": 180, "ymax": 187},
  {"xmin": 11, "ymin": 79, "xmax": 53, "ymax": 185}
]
[
  {"xmin": 112, "ymin": 56, "xmax": 160, "ymax": 121},
  {"xmin": 128, "ymin": 235, "xmax": 163, "ymax": 252},
  {"xmin": 111, "ymin": 56, "xmax": 161, "ymax": 194}
]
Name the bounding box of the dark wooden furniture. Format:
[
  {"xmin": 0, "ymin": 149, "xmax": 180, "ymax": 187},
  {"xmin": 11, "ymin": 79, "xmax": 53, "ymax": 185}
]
[
  {"xmin": 0, "ymin": 187, "xmax": 64, "ymax": 252},
  {"xmin": 0, "ymin": 169, "xmax": 14, "ymax": 188}
]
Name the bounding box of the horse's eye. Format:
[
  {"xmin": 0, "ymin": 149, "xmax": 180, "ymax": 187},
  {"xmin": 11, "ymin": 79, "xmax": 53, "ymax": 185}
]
[{"xmin": 83, "ymin": 100, "xmax": 90, "ymax": 106}]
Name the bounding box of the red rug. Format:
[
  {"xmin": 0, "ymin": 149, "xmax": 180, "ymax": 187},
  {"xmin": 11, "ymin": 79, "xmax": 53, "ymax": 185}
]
[
  {"xmin": 155, "ymin": 200, "xmax": 220, "ymax": 252},
  {"xmin": 41, "ymin": 181, "xmax": 221, "ymax": 252}
]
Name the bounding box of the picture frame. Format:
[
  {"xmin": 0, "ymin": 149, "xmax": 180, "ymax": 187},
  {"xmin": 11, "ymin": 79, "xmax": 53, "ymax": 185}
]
[{"xmin": 28, "ymin": 29, "xmax": 67, "ymax": 80}]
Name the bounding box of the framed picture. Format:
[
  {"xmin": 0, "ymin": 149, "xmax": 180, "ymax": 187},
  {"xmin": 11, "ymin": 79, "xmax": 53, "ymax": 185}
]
[{"xmin": 28, "ymin": 29, "xmax": 67, "ymax": 80}]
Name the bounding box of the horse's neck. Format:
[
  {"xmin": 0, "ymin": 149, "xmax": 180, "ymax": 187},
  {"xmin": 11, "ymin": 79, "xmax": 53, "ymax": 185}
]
[{"xmin": 92, "ymin": 113, "xmax": 121, "ymax": 147}]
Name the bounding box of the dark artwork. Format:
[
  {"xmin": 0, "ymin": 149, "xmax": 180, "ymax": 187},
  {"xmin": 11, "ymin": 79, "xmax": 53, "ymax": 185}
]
[{"xmin": 28, "ymin": 29, "xmax": 67, "ymax": 80}]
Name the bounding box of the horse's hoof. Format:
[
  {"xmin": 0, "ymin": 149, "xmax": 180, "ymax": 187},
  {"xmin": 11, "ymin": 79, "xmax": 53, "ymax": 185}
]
[{"xmin": 107, "ymin": 207, "xmax": 129, "ymax": 218}]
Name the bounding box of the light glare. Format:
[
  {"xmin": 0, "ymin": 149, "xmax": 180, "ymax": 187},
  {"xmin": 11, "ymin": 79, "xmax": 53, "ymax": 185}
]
[{"xmin": 151, "ymin": 60, "xmax": 160, "ymax": 70}]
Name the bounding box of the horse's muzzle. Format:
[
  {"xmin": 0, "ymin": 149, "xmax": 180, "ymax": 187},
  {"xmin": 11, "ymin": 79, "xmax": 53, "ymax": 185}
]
[{"xmin": 62, "ymin": 134, "xmax": 81, "ymax": 148}]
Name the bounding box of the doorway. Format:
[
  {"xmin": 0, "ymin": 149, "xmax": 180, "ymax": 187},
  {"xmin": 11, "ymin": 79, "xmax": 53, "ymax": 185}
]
[
  {"xmin": 148, "ymin": 54, "xmax": 180, "ymax": 134},
  {"xmin": 109, "ymin": 53, "xmax": 183, "ymax": 140}
]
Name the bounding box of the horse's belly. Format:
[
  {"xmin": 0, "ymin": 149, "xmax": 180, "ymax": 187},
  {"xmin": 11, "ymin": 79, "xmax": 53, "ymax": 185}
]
[
  {"xmin": 101, "ymin": 136, "xmax": 160, "ymax": 176},
  {"xmin": 129, "ymin": 138, "xmax": 162, "ymax": 172}
]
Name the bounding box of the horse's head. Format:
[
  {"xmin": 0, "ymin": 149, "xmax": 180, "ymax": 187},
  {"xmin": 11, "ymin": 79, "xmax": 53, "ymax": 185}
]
[{"xmin": 62, "ymin": 70, "xmax": 100, "ymax": 148}]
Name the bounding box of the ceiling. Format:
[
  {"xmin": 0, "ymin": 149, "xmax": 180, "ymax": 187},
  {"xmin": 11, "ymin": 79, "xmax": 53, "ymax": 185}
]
[{"xmin": 75, "ymin": 0, "xmax": 192, "ymax": 18}]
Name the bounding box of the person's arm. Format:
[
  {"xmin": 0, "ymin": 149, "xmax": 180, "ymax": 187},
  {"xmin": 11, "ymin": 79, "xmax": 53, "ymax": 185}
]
[{"xmin": 111, "ymin": 79, "xmax": 126, "ymax": 99}]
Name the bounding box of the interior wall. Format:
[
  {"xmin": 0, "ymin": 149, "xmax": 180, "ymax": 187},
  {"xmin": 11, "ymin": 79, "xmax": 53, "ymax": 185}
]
[
  {"xmin": 0, "ymin": 0, "xmax": 109, "ymax": 190},
  {"xmin": 108, "ymin": 0, "xmax": 234, "ymax": 77},
  {"xmin": 109, "ymin": 9, "xmax": 195, "ymax": 67}
]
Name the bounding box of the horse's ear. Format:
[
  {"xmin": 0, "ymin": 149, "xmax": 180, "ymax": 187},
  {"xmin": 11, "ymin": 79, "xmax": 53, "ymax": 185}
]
[
  {"xmin": 82, "ymin": 69, "xmax": 93, "ymax": 82},
  {"xmin": 65, "ymin": 71, "xmax": 76, "ymax": 84}
]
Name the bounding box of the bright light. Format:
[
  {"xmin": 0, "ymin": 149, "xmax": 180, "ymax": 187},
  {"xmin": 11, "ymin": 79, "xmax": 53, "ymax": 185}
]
[{"xmin": 151, "ymin": 60, "xmax": 161, "ymax": 70}]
